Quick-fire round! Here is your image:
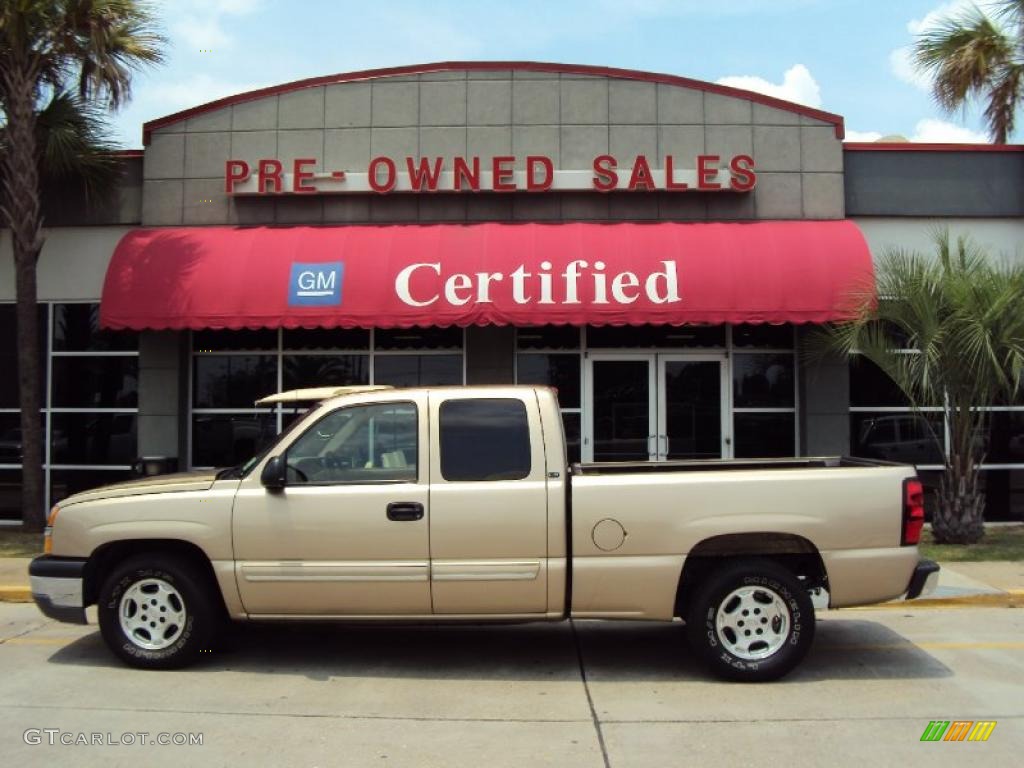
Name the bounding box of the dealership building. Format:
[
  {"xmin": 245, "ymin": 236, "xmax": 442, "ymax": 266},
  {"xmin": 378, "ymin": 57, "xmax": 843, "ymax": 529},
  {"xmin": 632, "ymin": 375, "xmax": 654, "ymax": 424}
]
[{"xmin": 1, "ymin": 61, "xmax": 1022, "ymax": 521}]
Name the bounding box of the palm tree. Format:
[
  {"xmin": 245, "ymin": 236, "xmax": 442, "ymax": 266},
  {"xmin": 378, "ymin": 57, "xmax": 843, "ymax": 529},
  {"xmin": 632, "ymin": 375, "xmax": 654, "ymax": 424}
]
[
  {"xmin": 818, "ymin": 231, "xmax": 1024, "ymax": 544},
  {"xmin": 914, "ymin": 0, "xmax": 1024, "ymax": 143},
  {"xmin": 0, "ymin": 1, "xmax": 162, "ymax": 531}
]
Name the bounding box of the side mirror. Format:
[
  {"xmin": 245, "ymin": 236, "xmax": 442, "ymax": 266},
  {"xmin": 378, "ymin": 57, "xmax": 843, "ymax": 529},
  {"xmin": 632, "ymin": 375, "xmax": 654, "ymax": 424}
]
[{"xmin": 260, "ymin": 455, "xmax": 286, "ymax": 491}]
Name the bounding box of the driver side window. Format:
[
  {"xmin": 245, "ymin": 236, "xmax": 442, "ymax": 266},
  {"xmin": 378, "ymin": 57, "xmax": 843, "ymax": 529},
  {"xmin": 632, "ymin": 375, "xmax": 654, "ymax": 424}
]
[{"xmin": 285, "ymin": 402, "xmax": 418, "ymax": 484}]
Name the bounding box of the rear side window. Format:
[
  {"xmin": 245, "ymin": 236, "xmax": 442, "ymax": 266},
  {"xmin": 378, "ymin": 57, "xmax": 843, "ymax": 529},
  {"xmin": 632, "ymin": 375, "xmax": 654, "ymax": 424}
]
[{"xmin": 439, "ymin": 399, "xmax": 531, "ymax": 481}]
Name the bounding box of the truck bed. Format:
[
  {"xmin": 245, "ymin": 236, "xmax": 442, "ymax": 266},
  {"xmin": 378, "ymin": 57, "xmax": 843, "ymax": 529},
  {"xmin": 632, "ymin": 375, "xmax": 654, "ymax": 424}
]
[{"xmin": 572, "ymin": 456, "xmax": 898, "ymax": 475}]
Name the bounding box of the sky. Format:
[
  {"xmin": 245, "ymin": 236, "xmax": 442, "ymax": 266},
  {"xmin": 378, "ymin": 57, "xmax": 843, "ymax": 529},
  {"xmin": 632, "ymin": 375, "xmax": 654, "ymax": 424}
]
[{"xmin": 106, "ymin": 0, "xmax": 1008, "ymax": 148}]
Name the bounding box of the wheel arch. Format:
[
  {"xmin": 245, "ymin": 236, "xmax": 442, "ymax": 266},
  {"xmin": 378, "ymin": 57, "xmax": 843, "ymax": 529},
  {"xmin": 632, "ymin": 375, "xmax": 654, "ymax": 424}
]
[
  {"xmin": 674, "ymin": 532, "xmax": 828, "ymax": 618},
  {"xmin": 85, "ymin": 538, "xmax": 229, "ymax": 619}
]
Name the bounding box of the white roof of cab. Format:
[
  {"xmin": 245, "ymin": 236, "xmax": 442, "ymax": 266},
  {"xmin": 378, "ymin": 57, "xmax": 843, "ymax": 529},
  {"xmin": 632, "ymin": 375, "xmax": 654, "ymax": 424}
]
[{"xmin": 255, "ymin": 385, "xmax": 394, "ymax": 406}]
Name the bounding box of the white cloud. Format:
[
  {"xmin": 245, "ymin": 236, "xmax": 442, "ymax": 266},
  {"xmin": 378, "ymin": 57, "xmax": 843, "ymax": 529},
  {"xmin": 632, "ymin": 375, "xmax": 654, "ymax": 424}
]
[
  {"xmin": 845, "ymin": 118, "xmax": 988, "ymax": 143},
  {"xmin": 160, "ymin": 0, "xmax": 260, "ymax": 52},
  {"xmin": 909, "ymin": 118, "xmax": 988, "ymax": 142},
  {"xmin": 906, "ymin": 0, "xmax": 976, "ymax": 34},
  {"xmin": 716, "ymin": 64, "xmax": 822, "ymax": 108},
  {"xmin": 890, "ymin": 46, "xmax": 931, "ymax": 91},
  {"xmin": 845, "ymin": 129, "xmax": 885, "ymax": 142}
]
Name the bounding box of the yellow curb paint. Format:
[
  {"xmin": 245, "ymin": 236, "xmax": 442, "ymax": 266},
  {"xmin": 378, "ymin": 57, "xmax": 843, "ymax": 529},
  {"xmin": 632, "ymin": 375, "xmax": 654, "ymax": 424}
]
[
  {"xmin": 0, "ymin": 587, "xmax": 32, "ymax": 603},
  {"xmin": 843, "ymin": 593, "xmax": 1022, "ymax": 610},
  {"xmin": 819, "ymin": 641, "xmax": 1024, "ymax": 652}
]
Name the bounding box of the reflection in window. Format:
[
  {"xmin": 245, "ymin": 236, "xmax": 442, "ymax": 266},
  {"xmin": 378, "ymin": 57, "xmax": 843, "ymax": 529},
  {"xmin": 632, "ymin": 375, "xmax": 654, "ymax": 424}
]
[
  {"xmin": 849, "ymin": 356, "xmax": 911, "ymax": 407},
  {"xmin": 193, "ymin": 355, "xmax": 277, "ymax": 408},
  {"xmin": 732, "ymin": 354, "xmax": 794, "ymax": 408},
  {"xmin": 850, "ymin": 412, "xmax": 945, "ymax": 465},
  {"xmin": 286, "ymin": 403, "xmax": 417, "ymax": 484},
  {"xmin": 374, "ymin": 355, "xmax": 462, "ymax": 387},
  {"xmin": 52, "ymin": 304, "xmax": 137, "ymax": 351},
  {"xmin": 51, "ymin": 357, "xmax": 138, "ymax": 408},
  {"xmin": 516, "ymin": 353, "xmax": 581, "ymax": 409},
  {"xmin": 191, "ymin": 414, "xmax": 277, "ymax": 468},
  {"xmin": 282, "ymin": 355, "xmax": 369, "ymax": 390},
  {"xmin": 51, "ymin": 414, "xmax": 137, "ymax": 465}
]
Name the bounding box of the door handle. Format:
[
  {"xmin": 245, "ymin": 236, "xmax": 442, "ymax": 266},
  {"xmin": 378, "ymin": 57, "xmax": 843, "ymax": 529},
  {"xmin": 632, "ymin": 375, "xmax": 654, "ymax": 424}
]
[{"xmin": 387, "ymin": 501, "xmax": 424, "ymax": 521}]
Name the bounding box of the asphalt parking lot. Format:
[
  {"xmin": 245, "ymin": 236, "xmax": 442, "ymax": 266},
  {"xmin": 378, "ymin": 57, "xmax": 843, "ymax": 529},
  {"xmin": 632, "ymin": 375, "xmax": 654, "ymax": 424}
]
[{"xmin": 1, "ymin": 602, "xmax": 1021, "ymax": 767}]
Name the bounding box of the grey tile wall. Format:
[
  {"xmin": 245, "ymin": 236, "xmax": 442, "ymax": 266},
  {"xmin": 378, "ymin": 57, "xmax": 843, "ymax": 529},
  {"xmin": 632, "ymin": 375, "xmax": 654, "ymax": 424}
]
[{"xmin": 141, "ymin": 72, "xmax": 845, "ymax": 225}]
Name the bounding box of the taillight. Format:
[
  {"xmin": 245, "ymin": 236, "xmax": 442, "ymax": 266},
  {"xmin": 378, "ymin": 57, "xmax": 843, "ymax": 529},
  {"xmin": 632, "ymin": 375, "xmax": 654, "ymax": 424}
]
[{"xmin": 902, "ymin": 478, "xmax": 925, "ymax": 546}]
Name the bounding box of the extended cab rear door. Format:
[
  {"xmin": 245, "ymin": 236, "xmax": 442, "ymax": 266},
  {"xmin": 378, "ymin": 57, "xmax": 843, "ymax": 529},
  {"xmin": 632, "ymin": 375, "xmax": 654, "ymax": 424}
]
[{"xmin": 428, "ymin": 390, "xmax": 550, "ymax": 614}]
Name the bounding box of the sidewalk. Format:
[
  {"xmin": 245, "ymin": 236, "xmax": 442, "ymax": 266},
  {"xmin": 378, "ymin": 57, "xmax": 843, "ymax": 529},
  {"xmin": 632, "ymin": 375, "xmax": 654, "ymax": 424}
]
[{"xmin": 0, "ymin": 556, "xmax": 1020, "ymax": 606}]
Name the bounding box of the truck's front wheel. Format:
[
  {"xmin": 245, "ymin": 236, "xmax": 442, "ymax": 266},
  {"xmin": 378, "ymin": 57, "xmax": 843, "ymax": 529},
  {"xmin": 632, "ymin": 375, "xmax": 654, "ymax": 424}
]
[
  {"xmin": 98, "ymin": 555, "xmax": 216, "ymax": 669},
  {"xmin": 686, "ymin": 559, "xmax": 815, "ymax": 682}
]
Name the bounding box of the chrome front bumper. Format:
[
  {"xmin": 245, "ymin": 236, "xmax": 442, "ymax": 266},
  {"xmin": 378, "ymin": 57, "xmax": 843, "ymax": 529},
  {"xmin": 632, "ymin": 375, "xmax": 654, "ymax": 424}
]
[{"xmin": 29, "ymin": 556, "xmax": 88, "ymax": 624}]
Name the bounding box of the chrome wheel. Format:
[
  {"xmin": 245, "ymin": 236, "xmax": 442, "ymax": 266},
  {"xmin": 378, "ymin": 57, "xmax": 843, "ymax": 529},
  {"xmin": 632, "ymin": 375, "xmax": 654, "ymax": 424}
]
[
  {"xmin": 714, "ymin": 585, "xmax": 791, "ymax": 661},
  {"xmin": 118, "ymin": 578, "xmax": 187, "ymax": 651}
]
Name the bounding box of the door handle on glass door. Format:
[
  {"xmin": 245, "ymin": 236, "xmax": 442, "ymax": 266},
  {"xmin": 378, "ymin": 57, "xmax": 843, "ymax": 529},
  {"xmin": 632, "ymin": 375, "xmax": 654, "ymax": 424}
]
[{"xmin": 386, "ymin": 502, "xmax": 424, "ymax": 521}]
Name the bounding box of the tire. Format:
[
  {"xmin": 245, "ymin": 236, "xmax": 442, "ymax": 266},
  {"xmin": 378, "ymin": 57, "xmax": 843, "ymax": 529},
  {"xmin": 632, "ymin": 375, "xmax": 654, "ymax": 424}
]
[
  {"xmin": 686, "ymin": 558, "xmax": 815, "ymax": 682},
  {"xmin": 97, "ymin": 554, "xmax": 217, "ymax": 670}
]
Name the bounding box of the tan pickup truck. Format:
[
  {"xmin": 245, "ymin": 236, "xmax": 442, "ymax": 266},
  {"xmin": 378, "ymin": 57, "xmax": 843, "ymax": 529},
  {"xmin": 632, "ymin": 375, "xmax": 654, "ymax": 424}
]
[{"xmin": 30, "ymin": 385, "xmax": 938, "ymax": 681}]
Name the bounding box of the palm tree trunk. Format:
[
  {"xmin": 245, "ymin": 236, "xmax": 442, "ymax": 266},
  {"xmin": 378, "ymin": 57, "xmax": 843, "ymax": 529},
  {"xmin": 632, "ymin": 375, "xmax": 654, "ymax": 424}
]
[
  {"xmin": 1, "ymin": 62, "xmax": 47, "ymax": 532},
  {"xmin": 933, "ymin": 404, "xmax": 986, "ymax": 544}
]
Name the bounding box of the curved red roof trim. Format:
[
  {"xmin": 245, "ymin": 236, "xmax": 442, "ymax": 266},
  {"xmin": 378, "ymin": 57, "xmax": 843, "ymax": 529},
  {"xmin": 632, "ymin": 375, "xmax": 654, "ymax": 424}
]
[
  {"xmin": 141, "ymin": 61, "xmax": 846, "ymax": 145},
  {"xmin": 844, "ymin": 142, "xmax": 1024, "ymax": 152}
]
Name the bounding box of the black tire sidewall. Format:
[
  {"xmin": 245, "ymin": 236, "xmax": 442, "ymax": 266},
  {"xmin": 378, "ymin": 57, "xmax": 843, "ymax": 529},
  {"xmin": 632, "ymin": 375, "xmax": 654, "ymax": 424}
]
[
  {"xmin": 98, "ymin": 556, "xmax": 212, "ymax": 669},
  {"xmin": 687, "ymin": 560, "xmax": 815, "ymax": 682}
]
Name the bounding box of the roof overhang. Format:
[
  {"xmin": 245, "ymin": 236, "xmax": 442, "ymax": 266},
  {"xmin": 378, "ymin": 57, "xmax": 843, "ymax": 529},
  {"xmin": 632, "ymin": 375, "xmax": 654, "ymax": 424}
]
[{"xmin": 100, "ymin": 221, "xmax": 874, "ymax": 331}]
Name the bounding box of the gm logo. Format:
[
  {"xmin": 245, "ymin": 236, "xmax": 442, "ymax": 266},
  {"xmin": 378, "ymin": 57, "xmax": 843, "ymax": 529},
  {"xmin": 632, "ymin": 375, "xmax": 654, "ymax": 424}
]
[{"xmin": 289, "ymin": 262, "xmax": 343, "ymax": 306}]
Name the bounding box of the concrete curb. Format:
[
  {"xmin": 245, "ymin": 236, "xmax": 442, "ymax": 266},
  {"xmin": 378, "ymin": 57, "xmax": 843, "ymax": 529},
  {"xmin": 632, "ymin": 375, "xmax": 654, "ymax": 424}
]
[
  {"xmin": 0, "ymin": 587, "xmax": 32, "ymax": 603},
  {"xmin": 843, "ymin": 590, "xmax": 1024, "ymax": 610}
]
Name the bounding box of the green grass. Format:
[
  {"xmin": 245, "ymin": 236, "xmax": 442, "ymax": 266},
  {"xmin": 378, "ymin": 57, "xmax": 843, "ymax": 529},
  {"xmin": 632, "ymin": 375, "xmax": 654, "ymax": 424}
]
[
  {"xmin": 0, "ymin": 530, "xmax": 44, "ymax": 558},
  {"xmin": 919, "ymin": 525, "xmax": 1024, "ymax": 562}
]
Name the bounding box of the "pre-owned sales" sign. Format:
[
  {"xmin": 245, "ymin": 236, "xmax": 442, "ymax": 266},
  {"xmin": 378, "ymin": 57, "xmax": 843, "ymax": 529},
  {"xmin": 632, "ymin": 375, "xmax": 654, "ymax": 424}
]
[{"xmin": 225, "ymin": 154, "xmax": 756, "ymax": 195}]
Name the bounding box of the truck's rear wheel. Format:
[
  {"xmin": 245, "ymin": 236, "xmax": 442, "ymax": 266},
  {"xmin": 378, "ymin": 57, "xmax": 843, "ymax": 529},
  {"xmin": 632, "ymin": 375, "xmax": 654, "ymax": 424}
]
[
  {"xmin": 98, "ymin": 555, "xmax": 215, "ymax": 669},
  {"xmin": 686, "ymin": 558, "xmax": 814, "ymax": 682}
]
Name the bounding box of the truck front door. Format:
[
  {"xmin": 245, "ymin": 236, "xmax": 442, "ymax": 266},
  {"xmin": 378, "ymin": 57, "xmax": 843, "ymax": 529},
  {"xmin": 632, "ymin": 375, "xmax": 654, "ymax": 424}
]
[{"xmin": 231, "ymin": 395, "xmax": 432, "ymax": 616}]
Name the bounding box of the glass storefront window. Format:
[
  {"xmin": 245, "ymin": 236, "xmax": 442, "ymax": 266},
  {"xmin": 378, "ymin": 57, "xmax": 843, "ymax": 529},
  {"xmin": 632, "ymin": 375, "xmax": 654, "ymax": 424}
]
[
  {"xmin": 193, "ymin": 328, "xmax": 277, "ymax": 351},
  {"xmin": 282, "ymin": 355, "xmax": 369, "ymax": 390},
  {"xmin": 732, "ymin": 354, "xmax": 794, "ymax": 408},
  {"xmin": 732, "ymin": 324, "xmax": 794, "ymax": 349},
  {"xmin": 375, "ymin": 327, "xmax": 463, "ymax": 350},
  {"xmin": 587, "ymin": 324, "xmax": 726, "ymax": 348},
  {"xmin": 193, "ymin": 355, "xmax": 277, "ymax": 409},
  {"xmin": 50, "ymin": 414, "xmax": 137, "ymax": 465},
  {"xmin": 0, "ymin": 303, "xmax": 48, "ymax": 408},
  {"xmin": 517, "ymin": 326, "xmax": 580, "ymax": 350},
  {"xmin": 849, "ymin": 356, "xmax": 911, "ymax": 407},
  {"xmin": 282, "ymin": 328, "xmax": 370, "ymax": 350},
  {"xmin": 0, "ymin": 469, "xmax": 22, "ymax": 521},
  {"xmin": 191, "ymin": 413, "xmax": 278, "ymax": 468},
  {"xmin": 849, "ymin": 411, "xmax": 945, "ymax": 465},
  {"xmin": 374, "ymin": 355, "xmax": 463, "ymax": 386},
  {"xmin": 51, "ymin": 357, "xmax": 138, "ymax": 408},
  {"xmin": 516, "ymin": 353, "xmax": 581, "ymax": 409},
  {"xmin": 734, "ymin": 413, "xmax": 795, "ymax": 458},
  {"xmin": 983, "ymin": 411, "xmax": 1024, "ymax": 464},
  {"xmin": 52, "ymin": 303, "xmax": 136, "ymax": 351}
]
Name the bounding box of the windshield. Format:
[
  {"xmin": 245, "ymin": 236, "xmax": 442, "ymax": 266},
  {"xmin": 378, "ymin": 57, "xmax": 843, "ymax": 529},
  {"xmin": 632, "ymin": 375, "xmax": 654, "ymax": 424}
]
[{"xmin": 216, "ymin": 406, "xmax": 321, "ymax": 480}]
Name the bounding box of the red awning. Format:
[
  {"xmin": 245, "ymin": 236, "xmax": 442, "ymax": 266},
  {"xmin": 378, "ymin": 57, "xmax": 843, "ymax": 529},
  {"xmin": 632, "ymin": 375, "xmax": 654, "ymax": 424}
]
[{"xmin": 99, "ymin": 221, "xmax": 873, "ymax": 330}]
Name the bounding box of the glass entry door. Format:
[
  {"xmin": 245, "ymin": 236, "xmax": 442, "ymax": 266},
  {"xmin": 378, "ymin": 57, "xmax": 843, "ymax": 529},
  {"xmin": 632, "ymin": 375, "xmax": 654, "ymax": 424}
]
[{"xmin": 584, "ymin": 354, "xmax": 729, "ymax": 463}]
